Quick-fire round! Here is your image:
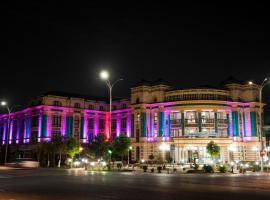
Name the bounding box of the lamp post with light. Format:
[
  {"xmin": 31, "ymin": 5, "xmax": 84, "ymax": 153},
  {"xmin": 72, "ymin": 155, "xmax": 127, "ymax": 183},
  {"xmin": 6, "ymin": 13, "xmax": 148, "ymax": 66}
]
[
  {"xmin": 99, "ymin": 70, "xmax": 123, "ymax": 140},
  {"xmin": 127, "ymin": 146, "xmax": 132, "ymax": 165},
  {"xmin": 249, "ymin": 78, "xmax": 269, "ymax": 172},
  {"xmin": 0, "ymin": 101, "xmax": 20, "ymax": 164}
]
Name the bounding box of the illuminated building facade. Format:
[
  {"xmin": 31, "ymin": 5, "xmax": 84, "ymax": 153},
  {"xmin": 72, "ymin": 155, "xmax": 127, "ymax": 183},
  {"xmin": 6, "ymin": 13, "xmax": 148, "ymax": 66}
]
[{"xmin": 0, "ymin": 79, "xmax": 265, "ymax": 164}]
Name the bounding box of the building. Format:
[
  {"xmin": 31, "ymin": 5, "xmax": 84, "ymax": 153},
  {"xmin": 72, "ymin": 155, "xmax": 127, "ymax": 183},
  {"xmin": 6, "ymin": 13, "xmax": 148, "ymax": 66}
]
[{"xmin": 0, "ymin": 78, "xmax": 266, "ymax": 164}]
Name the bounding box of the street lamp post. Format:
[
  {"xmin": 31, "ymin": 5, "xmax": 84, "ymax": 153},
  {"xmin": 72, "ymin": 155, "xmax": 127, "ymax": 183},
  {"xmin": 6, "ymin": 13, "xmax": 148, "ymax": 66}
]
[
  {"xmin": 249, "ymin": 78, "xmax": 269, "ymax": 172},
  {"xmin": 1, "ymin": 101, "xmax": 12, "ymax": 164},
  {"xmin": 99, "ymin": 70, "xmax": 123, "ymax": 140},
  {"xmin": 127, "ymin": 146, "xmax": 132, "ymax": 165}
]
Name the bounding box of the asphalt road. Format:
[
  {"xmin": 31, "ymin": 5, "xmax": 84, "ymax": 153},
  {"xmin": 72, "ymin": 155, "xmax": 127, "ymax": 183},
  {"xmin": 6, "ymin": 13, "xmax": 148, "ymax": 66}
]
[{"xmin": 0, "ymin": 168, "xmax": 270, "ymax": 200}]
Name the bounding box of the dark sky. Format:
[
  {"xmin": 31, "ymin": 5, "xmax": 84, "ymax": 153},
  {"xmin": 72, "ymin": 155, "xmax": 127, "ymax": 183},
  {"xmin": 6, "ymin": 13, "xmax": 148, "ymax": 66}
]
[{"xmin": 1, "ymin": 2, "xmax": 270, "ymax": 121}]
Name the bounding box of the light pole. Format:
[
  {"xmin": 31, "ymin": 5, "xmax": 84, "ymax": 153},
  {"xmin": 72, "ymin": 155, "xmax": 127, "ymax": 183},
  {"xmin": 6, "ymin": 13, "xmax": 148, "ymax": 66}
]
[
  {"xmin": 127, "ymin": 146, "xmax": 132, "ymax": 165},
  {"xmin": 1, "ymin": 101, "xmax": 12, "ymax": 164},
  {"xmin": 249, "ymin": 78, "xmax": 269, "ymax": 172},
  {"xmin": 99, "ymin": 70, "xmax": 123, "ymax": 140}
]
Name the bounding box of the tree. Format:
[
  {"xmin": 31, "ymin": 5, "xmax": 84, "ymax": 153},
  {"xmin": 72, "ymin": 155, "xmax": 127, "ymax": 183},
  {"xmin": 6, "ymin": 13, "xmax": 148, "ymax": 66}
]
[
  {"xmin": 66, "ymin": 138, "xmax": 80, "ymax": 159},
  {"xmin": 51, "ymin": 135, "xmax": 67, "ymax": 168},
  {"xmin": 43, "ymin": 142, "xmax": 53, "ymax": 167},
  {"xmin": 112, "ymin": 134, "xmax": 131, "ymax": 160},
  {"xmin": 88, "ymin": 133, "xmax": 109, "ymax": 159},
  {"xmin": 206, "ymin": 141, "xmax": 220, "ymax": 159}
]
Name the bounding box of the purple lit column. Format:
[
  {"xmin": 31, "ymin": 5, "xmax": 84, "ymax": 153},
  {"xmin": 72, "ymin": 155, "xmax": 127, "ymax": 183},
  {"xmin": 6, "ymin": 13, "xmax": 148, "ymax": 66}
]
[
  {"xmin": 16, "ymin": 118, "xmax": 21, "ymax": 144},
  {"xmin": 116, "ymin": 113, "xmax": 121, "ymax": 136},
  {"xmin": 61, "ymin": 113, "xmax": 66, "ymax": 137},
  {"xmin": 46, "ymin": 113, "xmax": 52, "ymax": 141},
  {"xmin": 2, "ymin": 120, "xmax": 7, "ymax": 144},
  {"xmin": 83, "ymin": 114, "xmax": 88, "ymax": 143},
  {"xmin": 94, "ymin": 113, "xmax": 99, "ymax": 136},
  {"xmin": 9, "ymin": 119, "xmax": 13, "ymax": 144},
  {"xmin": 126, "ymin": 112, "xmax": 131, "ymax": 137},
  {"xmin": 38, "ymin": 113, "xmax": 42, "ymax": 142}
]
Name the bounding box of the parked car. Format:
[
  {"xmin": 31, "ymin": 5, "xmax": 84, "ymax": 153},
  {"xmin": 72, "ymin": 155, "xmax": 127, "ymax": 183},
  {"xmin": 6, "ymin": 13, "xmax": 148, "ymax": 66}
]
[{"xmin": 5, "ymin": 158, "xmax": 39, "ymax": 168}]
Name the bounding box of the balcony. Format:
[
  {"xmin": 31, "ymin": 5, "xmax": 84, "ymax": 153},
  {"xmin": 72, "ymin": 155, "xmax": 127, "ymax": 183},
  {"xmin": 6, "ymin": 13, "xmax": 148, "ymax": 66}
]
[{"xmin": 170, "ymin": 132, "xmax": 228, "ymax": 138}]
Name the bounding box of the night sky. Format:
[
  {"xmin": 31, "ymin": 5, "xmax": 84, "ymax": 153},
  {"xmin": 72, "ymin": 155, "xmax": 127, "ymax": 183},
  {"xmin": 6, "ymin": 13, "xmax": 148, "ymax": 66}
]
[{"xmin": 2, "ymin": 2, "xmax": 270, "ymax": 121}]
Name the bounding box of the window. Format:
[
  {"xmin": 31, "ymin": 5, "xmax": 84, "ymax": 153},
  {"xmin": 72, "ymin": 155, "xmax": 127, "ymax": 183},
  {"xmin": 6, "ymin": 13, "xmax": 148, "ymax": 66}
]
[
  {"xmin": 88, "ymin": 104, "xmax": 94, "ymax": 110},
  {"xmin": 53, "ymin": 101, "xmax": 62, "ymax": 106},
  {"xmin": 74, "ymin": 103, "xmax": 81, "ymax": 108},
  {"xmin": 121, "ymin": 118, "xmax": 126, "ymax": 129},
  {"xmin": 113, "ymin": 105, "xmax": 117, "ymax": 110},
  {"xmin": 99, "ymin": 119, "xmax": 105, "ymax": 129},
  {"xmin": 52, "ymin": 115, "xmax": 61, "ymax": 127},
  {"xmin": 136, "ymin": 98, "xmax": 140, "ymax": 104},
  {"xmin": 122, "ymin": 104, "xmax": 127, "ymax": 108},
  {"xmin": 112, "ymin": 119, "xmax": 117, "ymax": 129},
  {"xmin": 99, "ymin": 106, "xmax": 104, "ymax": 111},
  {"xmin": 74, "ymin": 117, "xmax": 80, "ymax": 128},
  {"xmin": 31, "ymin": 116, "xmax": 39, "ymax": 127},
  {"xmin": 88, "ymin": 118, "xmax": 94, "ymax": 129}
]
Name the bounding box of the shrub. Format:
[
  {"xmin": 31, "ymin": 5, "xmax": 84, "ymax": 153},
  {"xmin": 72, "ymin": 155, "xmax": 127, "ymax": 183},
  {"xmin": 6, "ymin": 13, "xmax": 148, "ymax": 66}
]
[
  {"xmin": 157, "ymin": 166, "xmax": 162, "ymax": 173},
  {"xmin": 218, "ymin": 165, "xmax": 228, "ymax": 173},
  {"xmin": 203, "ymin": 164, "xmax": 214, "ymax": 173},
  {"xmin": 143, "ymin": 165, "xmax": 148, "ymax": 172},
  {"xmin": 116, "ymin": 163, "xmax": 122, "ymax": 171}
]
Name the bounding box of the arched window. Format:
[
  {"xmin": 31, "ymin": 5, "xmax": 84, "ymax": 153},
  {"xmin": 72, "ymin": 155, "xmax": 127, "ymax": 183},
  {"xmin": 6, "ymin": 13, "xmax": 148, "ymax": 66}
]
[
  {"xmin": 53, "ymin": 100, "xmax": 62, "ymax": 106},
  {"xmin": 74, "ymin": 103, "xmax": 80, "ymax": 108},
  {"xmin": 136, "ymin": 98, "xmax": 140, "ymax": 104},
  {"xmin": 88, "ymin": 104, "xmax": 94, "ymax": 110}
]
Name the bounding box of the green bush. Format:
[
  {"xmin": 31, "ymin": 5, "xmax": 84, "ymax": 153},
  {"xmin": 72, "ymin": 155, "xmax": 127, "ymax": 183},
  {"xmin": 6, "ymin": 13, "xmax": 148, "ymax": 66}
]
[
  {"xmin": 218, "ymin": 165, "xmax": 228, "ymax": 173},
  {"xmin": 203, "ymin": 164, "xmax": 214, "ymax": 173}
]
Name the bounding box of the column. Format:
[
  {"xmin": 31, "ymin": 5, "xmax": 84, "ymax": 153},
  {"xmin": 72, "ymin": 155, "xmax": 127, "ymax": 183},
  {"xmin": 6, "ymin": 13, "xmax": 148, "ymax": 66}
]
[
  {"xmin": 16, "ymin": 118, "xmax": 21, "ymax": 144},
  {"xmin": 9, "ymin": 119, "xmax": 13, "ymax": 144},
  {"xmin": 198, "ymin": 111, "xmax": 202, "ymax": 133},
  {"xmin": 226, "ymin": 113, "xmax": 230, "ymax": 137},
  {"xmin": 46, "ymin": 113, "xmax": 52, "ymax": 141},
  {"xmin": 158, "ymin": 111, "xmax": 164, "ymax": 137},
  {"xmin": 214, "ymin": 111, "xmax": 218, "ymax": 134},
  {"xmin": 181, "ymin": 112, "xmax": 185, "ymax": 136},
  {"xmin": 232, "ymin": 111, "xmax": 239, "ymax": 137},
  {"xmin": 250, "ymin": 111, "xmax": 257, "ymax": 137},
  {"xmin": 126, "ymin": 112, "xmax": 131, "ymax": 137},
  {"xmin": 94, "ymin": 113, "xmax": 99, "ymax": 136},
  {"xmin": 140, "ymin": 112, "xmax": 147, "ymax": 137},
  {"xmin": 61, "ymin": 112, "xmax": 66, "ymax": 137}
]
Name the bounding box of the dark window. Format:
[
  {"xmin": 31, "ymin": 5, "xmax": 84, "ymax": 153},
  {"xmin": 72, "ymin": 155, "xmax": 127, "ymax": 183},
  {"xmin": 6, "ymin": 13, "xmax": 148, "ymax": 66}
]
[
  {"xmin": 99, "ymin": 119, "xmax": 105, "ymax": 129},
  {"xmin": 113, "ymin": 105, "xmax": 117, "ymax": 110},
  {"xmin": 52, "ymin": 131, "xmax": 61, "ymax": 141},
  {"xmin": 99, "ymin": 106, "xmax": 104, "ymax": 111},
  {"xmin": 136, "ymin": 98, "xmax": 140, "ymax": 104},
  {"xmin": 53, "ymin": 101, "xmax": 62, "ymax": 106},
  {"xmin": 31, "ymin": 116, "xmax": 39, "ymax": 127},
  {"xmin": 121, "ymin": 118, "xmax": 126, "ymax": 128},
  {"xmin": 74, "ymin": 117, "xmax": 80, "ymax": 128},
  {"xmin": 88, "ymin": 118, "xmax": 94, "ymax": 129},
  {"xmin": 122, "ymin": 104, "xmax": 127, "ymax": 108},
  {"xmin": 74, "ymin": 103, "xmax": 81, "ymax": 108},
  {"xmin": 88, "ymin": 104, "xmax": 94, "ymax": 110},
  {"xmin": 112, "ymin": 119, "xmax": 117, "ymax": 129},
  {"xmin": 31, "ymin": 131, "xmax": 38, "ymax": 143},
  {"xmin": 52, "ymin": 115, "xmax": 61, "ymax": 127}
]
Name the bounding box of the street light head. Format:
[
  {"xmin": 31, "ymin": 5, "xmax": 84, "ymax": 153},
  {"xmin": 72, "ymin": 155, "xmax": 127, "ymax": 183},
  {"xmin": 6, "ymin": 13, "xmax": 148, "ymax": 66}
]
[
  {"xmin": 1, "ymin": 101, "xmax": 7, "ymax": 106},
  {"xmin": 248, "ymin": 81, "xmax": 253, "ymax": 85},
  {"xmin": 100, "ymin": 70, "xmax": 109, "ymax": 80}
]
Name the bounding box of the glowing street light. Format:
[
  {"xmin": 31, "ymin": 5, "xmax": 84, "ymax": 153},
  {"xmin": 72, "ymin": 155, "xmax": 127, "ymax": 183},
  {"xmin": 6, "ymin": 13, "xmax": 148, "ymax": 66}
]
[
  {"xmin": 0, "ymin": 101, "xmax": 20, "ymax": 164},
  {"xmin": 127, "ymin": 146, "xmax": 133, "ymax": 165},
  {"xmin": 99, "ymin": 70, "xmax": 123, "ymax": 139},
  {"xmin": 248, "ymin": 78, "xmax": 269, "ymax": 172}
]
